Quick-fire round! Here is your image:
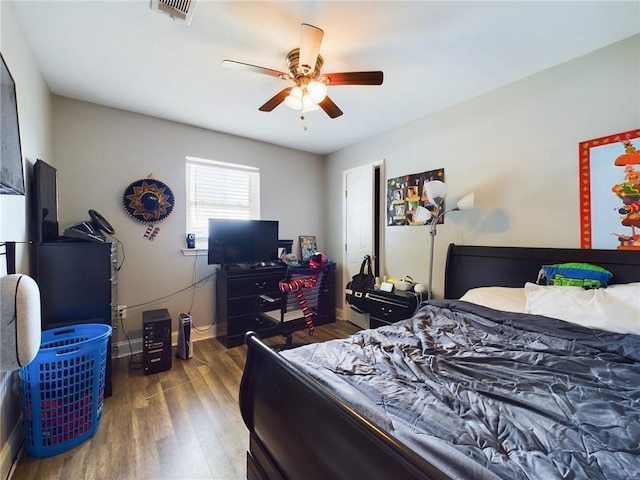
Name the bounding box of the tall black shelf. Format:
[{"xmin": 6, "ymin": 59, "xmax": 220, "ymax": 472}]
[{"xmin": 31, "ymin": 241, "xmax": 116, "ymax": 397}]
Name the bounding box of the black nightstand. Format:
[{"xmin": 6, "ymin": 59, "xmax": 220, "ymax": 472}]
[{"xmin": 366, "ymin": 289, "xmax": 420, "ymax": 328}]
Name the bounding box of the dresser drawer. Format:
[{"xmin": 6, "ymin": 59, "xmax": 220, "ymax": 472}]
[
  {"xmin": 366, "ymin": 289, "xmax": 419, "ymax": 328},
  {"xmin": 368, "ymin": 298, "xmax": 410, "ymax": 324},
  {"xmin": 226, "ymin": 314, "xmax": 278, "ymax": 346},
  {"xmin": 228, "ymin": 293, "xmax": 281, "ymax": 317},
  {"xmin": 227, "ymin": 275, "xmax": 282, "ymax": 298},
  {"xmin": 229, "ymin": 314, "xmax": 271, "ymax": 336}
]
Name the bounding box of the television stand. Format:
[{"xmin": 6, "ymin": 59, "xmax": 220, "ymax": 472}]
[
  {"xmin": 215, "ymin": 263, "xmax": 336, "ymax": 347},
  {"xmin": 253, "ymin": 261, "xmax": 279, "ymax": 268},
  {"xmin": 223, "ymin": 263, "xmax": 251, "ymax": 271},
  {"xmin": 223, "ymin": 261, "xmax": 280, "ymax": 271}
]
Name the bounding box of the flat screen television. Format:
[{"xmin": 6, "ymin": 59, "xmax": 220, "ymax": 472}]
[
  {"xmin": 208, "ymin": 219, "xmax": 279, "ymax": 266},
  {"xmin": 31, "ymin": 159, "xmax": 59, "ymax": 243}
]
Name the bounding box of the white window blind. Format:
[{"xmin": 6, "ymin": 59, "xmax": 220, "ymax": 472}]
[{"xmin": 186, "ymin": 157, "xmax": 260, "ymax": 240}]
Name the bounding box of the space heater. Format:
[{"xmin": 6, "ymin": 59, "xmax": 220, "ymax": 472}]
[{"xmin": 176, "ymin": 312, "xmax": 193, "ymax": 359}]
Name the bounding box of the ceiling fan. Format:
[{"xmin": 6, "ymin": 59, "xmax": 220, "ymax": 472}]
[{"xmin": 222, "ymin": 23, "xmax": 383, "ymax": 119}]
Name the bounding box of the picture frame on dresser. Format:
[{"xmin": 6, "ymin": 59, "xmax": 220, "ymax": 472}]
[{"xmin": 299, "ymin": 235, "xmax": 317, "ymax": 262}]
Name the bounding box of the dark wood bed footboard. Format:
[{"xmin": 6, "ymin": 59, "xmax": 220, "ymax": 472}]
[{"xmin": 239, "ymin": 332, "xmax": 450, "ymax": 480}]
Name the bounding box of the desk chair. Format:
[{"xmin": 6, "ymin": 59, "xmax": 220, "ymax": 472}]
[{"xmin": 255, "ymin": 264, "xmax": 331, "ymax": 348}]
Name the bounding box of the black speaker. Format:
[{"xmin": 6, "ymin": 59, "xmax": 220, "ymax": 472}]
[
  {"xmin": 186, "ymin": 233, "xmax": 195, "ymax": 249},
  {"xmin": 142, "ymin": 309, "xmax": 172, "ymax": 375}
]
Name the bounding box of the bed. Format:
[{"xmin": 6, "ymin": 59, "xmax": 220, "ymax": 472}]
[{"xmin": 239, "ymin": 244, "xmax": 640, "ymax": 480}]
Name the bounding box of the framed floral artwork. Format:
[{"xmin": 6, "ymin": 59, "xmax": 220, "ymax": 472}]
[
  {"xmin": 579, "ymin": 129, "xmax": 640, "ymax": 250},
  {"xmin": 299, "ymin": 235, "xmax": 317, "ymax": 262}
]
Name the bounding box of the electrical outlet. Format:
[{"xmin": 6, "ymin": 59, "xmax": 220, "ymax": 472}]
[{"xmin": 117, "ymin": 305, "xmax": 127, "ymax": 319}]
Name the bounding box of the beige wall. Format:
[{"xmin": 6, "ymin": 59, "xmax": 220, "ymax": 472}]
[
  {"xmin": 326, "ymin": 35, "xmax": 640, "ymax": 305},
  {"xmin": 52, "ymin": 97, "xmax": 326, "ymax": 348},
  {"xmin": 0, "ymin": 2, "xmax": 53, "ymax": 477}
]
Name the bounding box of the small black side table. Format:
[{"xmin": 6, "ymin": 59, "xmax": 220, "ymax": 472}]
[{"xmin": 366, "ymin": 289, "xmax": 420, "ymax": 328}]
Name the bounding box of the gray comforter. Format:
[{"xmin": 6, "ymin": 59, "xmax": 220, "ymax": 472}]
[{"xmin": 281, "ymin": 300, "xmax": 640, "ymax": 480}]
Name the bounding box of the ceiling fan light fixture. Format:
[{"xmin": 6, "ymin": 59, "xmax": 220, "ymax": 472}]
[
  {"xmin": 285, "ymin": 86, "xmax": 303, "ymax": 110},
  {"xmin": 285, "ymin": 85, "xmax": 320, "ymax": 112},
  {"xmin": 308, "ymin": 80, "xmax": 327, "ymax": 103},
  {"xmin": 301, "ymin": 95, "xmax": 320, "ymax": 113}
]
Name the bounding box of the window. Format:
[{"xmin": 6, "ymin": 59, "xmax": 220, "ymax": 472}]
[{"xmin": 186, "ymin": 157, "xmax": 260, "ymax": 246}]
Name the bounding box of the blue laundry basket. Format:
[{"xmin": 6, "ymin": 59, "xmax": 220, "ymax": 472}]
[{"xmin": 19, "ymin": 323, "xmax": 111, "ymax": 458}]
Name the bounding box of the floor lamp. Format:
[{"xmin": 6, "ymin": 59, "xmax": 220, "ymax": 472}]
[{"xmin": 415, "ymin": 181, "xmax": 474, "ymax": 300}]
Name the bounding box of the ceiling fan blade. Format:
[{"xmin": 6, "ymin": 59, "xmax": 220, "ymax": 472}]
[
  {"xmin": 259, "ymin": 88, "xmax": 293, "ymax": 112},
  {"xmin": 222, "ymin": 60, "xmax": 287, "ymax": 79},
  {"xmin": 299, "ymin": 24, "xmax": 324, "ymax": 74},
  {"xmin": 318, "ymin": 96, "xmax": 343, "ymax": 118},
  {"xmin": 325, "ymin": 71, "xmax": 384, "ymax": 86}
]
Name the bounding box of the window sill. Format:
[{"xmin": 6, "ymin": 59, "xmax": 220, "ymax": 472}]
[{"xmin": 181, "ymin": 248, "xmax": 208, "ymax": 256}]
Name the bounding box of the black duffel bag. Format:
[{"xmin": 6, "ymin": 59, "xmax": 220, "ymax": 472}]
[{"xmin": 345, "ymin": 255, "xmax": 375, "ymax": 314}]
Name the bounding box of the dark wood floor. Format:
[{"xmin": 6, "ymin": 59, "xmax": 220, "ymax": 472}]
[{"xmin": 11, "ymin": 320, "xmax": 360, "ymax": 480}]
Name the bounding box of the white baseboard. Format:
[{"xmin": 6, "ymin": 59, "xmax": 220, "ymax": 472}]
[
  {"xmin": 113, "ymin": 310, "xmax": 349, "ymax": 358},
  {"xmin": 114, "ymin": 327, "xmax": 214, "ymax": 358},
  {"xmin": 2, "ymin": 415, "xmax": 23, "ymax": 480}
]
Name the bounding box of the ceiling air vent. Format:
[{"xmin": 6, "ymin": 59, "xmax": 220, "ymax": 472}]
[{"xmin": 150, "ymin": 0, "xmax": 198, "ymax": 25}]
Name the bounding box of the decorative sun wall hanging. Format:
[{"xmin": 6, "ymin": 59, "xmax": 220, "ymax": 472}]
[{"xmin": 123, "ymin": 177, "xmax": 174, "ymax": 223}]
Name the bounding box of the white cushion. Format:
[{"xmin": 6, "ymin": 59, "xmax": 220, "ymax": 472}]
[
  {"xmin": 1, "ymin": 274, "xmax": 42, "ymax": 371},
  {"xmin": 460, "ymin": 287, "xmax": 527, "ymax": 313},
  {"xmin": 524, "ymin": 282, "xmax": 640, "ymax": 334}
]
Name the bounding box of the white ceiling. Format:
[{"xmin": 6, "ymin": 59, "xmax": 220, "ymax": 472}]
[{"xmin": 10, "ymin": 1, "xmax": 640, "ymax": 155}]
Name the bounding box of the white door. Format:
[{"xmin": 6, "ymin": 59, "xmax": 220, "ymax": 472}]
[{"xmin": 343, "ymin": 161, "xmax": 381, "ymax": 328}]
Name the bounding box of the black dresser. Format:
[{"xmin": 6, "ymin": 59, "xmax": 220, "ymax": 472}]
[
  {"xmin": 216, "ymin": 264, "xmax": 336, "ymax": 347},
  {"xmin": 366, "ymin": 289, "xmax": 420, "ymax": 328}
]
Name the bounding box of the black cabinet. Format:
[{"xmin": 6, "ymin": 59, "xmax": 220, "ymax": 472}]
[
  {"xmin": 216, "ymin": 264, "xmax": 336, "ymax": 348},
  {"xmin": 32, "ymin": 242, "xmax": 116, "ymax": 396},
  {"xmin": 366, "ymin": 289, "xmax": 419, "ymax": 329}
]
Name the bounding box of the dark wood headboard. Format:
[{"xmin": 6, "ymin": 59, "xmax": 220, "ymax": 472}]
[{"xmin": 444, "ymin": 244, "xmax": 640, "ymax": 299}]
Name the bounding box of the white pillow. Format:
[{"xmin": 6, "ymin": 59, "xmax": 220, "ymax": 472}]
[
  {"xmin": 460, "ymin": 287, "xmax": 527, "ymax": 313},
  {"xmin": 524, "ymin": 282, "xmax": 640, "ymax": 334}
]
